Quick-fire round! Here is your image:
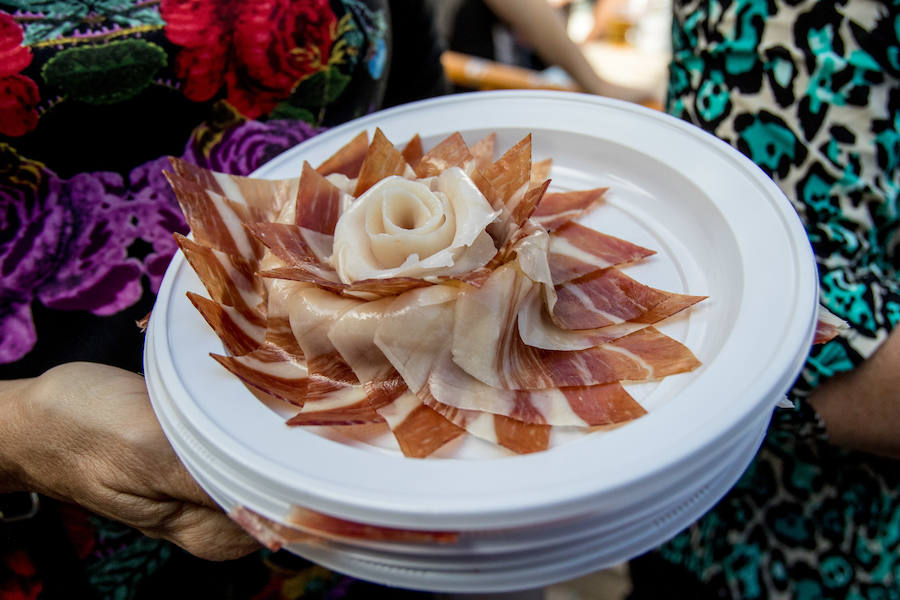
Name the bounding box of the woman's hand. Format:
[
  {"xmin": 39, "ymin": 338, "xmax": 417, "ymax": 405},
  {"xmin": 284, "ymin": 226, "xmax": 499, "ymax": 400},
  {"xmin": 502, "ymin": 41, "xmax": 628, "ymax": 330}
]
[
  {"xmin": 810, "ymin": 328, "xmax": 900, "ymax": 460},
  {"xmin": 0, "ymin": 362, "xmax": 261, "ymax": 560}
]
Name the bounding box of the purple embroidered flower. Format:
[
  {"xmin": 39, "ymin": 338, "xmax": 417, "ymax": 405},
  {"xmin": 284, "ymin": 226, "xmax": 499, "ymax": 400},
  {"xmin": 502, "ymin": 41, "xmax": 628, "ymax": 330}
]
[
  {"xmin": 1, "ymin": 163, "xmax": 63, "ymax": 362},
  {"xmin": 130, "ymin": 156, "xmax": 189, "ymax": 292},
  {"xmin": 1, "ymin": 118, "xmax": 324, "ymax": 364},
  {"xmin": 35, "ymin": 171, "xmax": 145, "ymax": 315},
  {"xmin": 183, "ymin": 118, "xmax": 321, "ymax": 175}
]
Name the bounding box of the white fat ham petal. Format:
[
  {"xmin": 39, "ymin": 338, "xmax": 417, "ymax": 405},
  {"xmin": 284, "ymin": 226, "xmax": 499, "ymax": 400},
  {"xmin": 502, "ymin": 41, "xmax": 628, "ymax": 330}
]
[{"xmin": 374, "ymin": 285, "xmax": 459, "ymax": 393}]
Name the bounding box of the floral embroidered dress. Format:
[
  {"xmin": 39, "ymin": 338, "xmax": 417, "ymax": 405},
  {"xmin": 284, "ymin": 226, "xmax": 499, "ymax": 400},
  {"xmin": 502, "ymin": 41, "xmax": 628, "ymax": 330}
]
[
  {"xmin": 632, "ymin": 1, "xmax": 900, "ymax": 598},
  {"xmin": 0, "ymin": 2, "xmax": 439, "ymax": 598}
]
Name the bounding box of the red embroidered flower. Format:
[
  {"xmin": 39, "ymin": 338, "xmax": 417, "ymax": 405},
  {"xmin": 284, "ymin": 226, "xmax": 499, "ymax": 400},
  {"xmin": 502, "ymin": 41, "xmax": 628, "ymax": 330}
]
[
  {"xmin": 161, "ymin": 0, "xmax": 337, "ymax": 119},
  {"xmin": 0, "ymin": 11, "xmax": 39, "ymax": 137}
]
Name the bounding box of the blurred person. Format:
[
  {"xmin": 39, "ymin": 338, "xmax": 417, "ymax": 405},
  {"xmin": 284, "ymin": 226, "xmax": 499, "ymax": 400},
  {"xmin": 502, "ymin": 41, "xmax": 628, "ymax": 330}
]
[
  {"xmin": 0, "ymin": 1, "xmax": 446, "ymax": 598},
  {"xmin": 447, "ymin": 0, "xmax": 648, "ymax": 100},
  {"xmin": 629, "ymin": 0, "xmax": 900, "ymax": 597}
]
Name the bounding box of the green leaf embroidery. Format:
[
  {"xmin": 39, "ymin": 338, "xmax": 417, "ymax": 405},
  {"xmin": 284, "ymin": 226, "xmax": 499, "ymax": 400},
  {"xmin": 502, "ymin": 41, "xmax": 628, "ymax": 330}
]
[
  {"xmin": 292, "ymin": 67, "xmax": 352, "ymax": 108},
  {"xmin": 41, "ymin": 39, "xmax": 167, "ymax": 105}
]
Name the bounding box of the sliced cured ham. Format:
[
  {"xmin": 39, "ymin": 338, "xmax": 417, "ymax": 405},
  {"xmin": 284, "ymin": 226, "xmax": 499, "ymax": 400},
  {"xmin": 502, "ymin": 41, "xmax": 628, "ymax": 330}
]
[
  {"xmin": 316, "ymin": 130, "xmax": 369, "ymax": 178},
  {"xmin": 187, "ymin": 292, "xmax": 265, "ymax": 356},
  {"xmin": 245, "ymin": 222, "xmax": 331, "ymax": 266},
  {"xmin": 413, "ymin": 132, "xmax": 474, "ymax": 178},
  {"xmin": 168, "ymin": 156, "xmax": 295, "ymax": 215},
  {"xmin": 452, "ymin": 264, "xmax": 701, "ymax": 390},
  {"xmin": 168, "ymin": 129, "xmax": 708, "ymax": 461},
  {"xmin": 548, "ymin": 222, "xmax": 656, "ymax": 284},
  {"xmin": 422, "ymin": 392, "xmax": 552, "ymax": 455},
  {"xmin": 469, "ymin": 132, "xmax": 495, "ymax": 172},
  {"xmin": 551, "ymin": 268, "xmax": 706, "ymax": 330},
  {"xmin": 296, "ymin": 161, "xmax": 346, "ymax": 235},
  {"xmin": 230, "ymin": 505, "xmax": 458, "ymax": 552},
  {"xmin": 167, "ymin": 173, "xmax": 268, "ymax": 260},
  {"xmin": 174, "ymin": 234, "xmax": 266, "ymax": 323},
  {"xmin": 814, "ymin": 305, "xmax": 847, "ymax": 344},
  {"xmin": 377, "ymin": 391, "xmax": 465, "ymax": 458},
  {"xmin": 532, "ymin": 188, "xmax": 608, "ymax": 232},
  {"xmin": 401, "ymin": 134, "xmax": 424, "ymax": 168},
  {"xmin": 211, "ymin": 342, "xmax": 309, "ymax": 407},
  {"xmin": 354, "ymin": 128, "xmax": 413, "ymax": 196}
]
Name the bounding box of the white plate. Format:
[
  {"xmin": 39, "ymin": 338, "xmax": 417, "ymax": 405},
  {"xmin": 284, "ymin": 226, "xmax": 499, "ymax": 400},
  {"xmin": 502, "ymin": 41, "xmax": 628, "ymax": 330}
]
[
  {"xmin": 146, "ymin": 322, "xmax": 770, "ymax": 558},
  {"xmin": 148, "ymin": 325, "xmax": 769, "ymax": 592},
  {"xmin": 148, "ymin": 91, "xmax": 817, "ymax": 530},
  {"xmin": 148, "ymin": 328, "xmax": 769, "ymax": 592}
]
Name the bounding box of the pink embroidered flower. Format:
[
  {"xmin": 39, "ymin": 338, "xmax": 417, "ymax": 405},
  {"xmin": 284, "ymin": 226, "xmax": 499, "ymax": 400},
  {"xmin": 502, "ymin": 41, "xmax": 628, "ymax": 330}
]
[
  {"xmin": 161, "ymin": 0, "xmax": 337, "ymax": 119},
  {"xmin": 0, "ymin": 12, "xmax": 39, "ymax": 137}
]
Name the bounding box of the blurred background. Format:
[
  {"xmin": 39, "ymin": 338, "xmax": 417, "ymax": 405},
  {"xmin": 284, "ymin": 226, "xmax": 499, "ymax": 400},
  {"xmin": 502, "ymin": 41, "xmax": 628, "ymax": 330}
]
[{"xmin": 428, "ymin": 0, "xmax": 672, "ymax": 109}]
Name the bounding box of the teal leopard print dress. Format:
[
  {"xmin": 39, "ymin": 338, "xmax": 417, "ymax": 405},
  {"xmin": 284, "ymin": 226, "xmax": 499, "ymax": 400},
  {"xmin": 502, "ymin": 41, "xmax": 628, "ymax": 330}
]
[{"xmin": 642, "ymin": 0, "xmax": 900, "ymax": 598}]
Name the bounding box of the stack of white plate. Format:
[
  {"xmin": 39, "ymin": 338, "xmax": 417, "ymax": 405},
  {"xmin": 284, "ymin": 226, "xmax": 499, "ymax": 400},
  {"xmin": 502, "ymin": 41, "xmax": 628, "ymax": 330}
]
[{"xmin": 144, "ymin": 92, "xmax": 819, "ymax": 594}]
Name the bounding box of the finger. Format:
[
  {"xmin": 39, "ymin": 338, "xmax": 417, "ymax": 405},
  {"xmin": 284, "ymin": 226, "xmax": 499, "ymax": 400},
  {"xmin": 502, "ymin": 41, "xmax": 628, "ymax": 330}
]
[{"xmin": 150, "ymin": 503, "xmax": 263, "ymax": 561}]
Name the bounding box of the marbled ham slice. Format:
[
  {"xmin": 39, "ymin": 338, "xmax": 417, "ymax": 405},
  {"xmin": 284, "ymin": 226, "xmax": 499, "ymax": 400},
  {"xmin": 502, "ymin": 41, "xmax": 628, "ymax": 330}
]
[
  {"xmin": 167, "ymin": 173, "xmax": 268, "ymax": 260},
  {"xmin": 413, "ymin": 132, "xmax": 474, "ymax": 178},
  {"xmin": 814, "ymin": 305, "xmax": 847, "ymax": 344},
  {"xmin": 452, "ymin": 264, "xmax": 701, "ymax": 390},
  {"xmin": 376, "ymin": 392, "xmax": 465, "ymax": 458},
  {"xmin": 518, "ymin": 286, "xmax": 644, "ymax": 351},
  {"xmin": 552, "ymin": 268, "xmax": 706, "ymax": 330},
  {"xmin": 354, "ymin": 128, "xmax": 413, "ymax": 196},
  {"xmin": 230, "ymin": 505, "xmax": 458, "ymax": 552},
  {"xmin": 187, "ymin": 292, "xmax": 265, "ymax": 356},
  {"xmin": 174, "ymin": 234, "xmax": 266, "ymax": 325},
  {"xmin": 481, "ymin": 134, "xmax": 531, "ymax": 204},
  {"xmin": 469, "ymin": 133, "xmax": 495, "ymax": 171},
  {"xmin": 531, "ymin": 158, "xmax": 552, "ymax": 186},
  {"xmin": 532, "ymin": 188, "xmax": 608, "ymax": 232},
  {"xmin": 259, "ymin": 266, "xmax": 432, "ymax": 301},
  {"xmin": 168, "ymin": 157, "xmax": 294, "ymax": 215},
  {"xmin": 316, "ymin": 130, "xmax": 369, "ymax": 178},
  {"xmin": 245, "ymin": 222, "xmax": 329, "ymax": 265},
  {"xmin": 548, "ymin": 222, "xmax": 656, "ymax": 284},
  {"xmin": 422, "ymin": 392, "xmax": 552, "ymax": 455},
  {"xmin": 401, "ymin": 134, "xmax": 424, "ymax": 168},
  {"xmin": 428, "ymin": 345, "xmax": 645, "ymax": 427},
  {"xmin": 296, "ymin": 161, "xmax": 345, "ymax": 235},
  {"xmin": 211, "ymin": 342, "xmax": 309, "ymax": 406}
]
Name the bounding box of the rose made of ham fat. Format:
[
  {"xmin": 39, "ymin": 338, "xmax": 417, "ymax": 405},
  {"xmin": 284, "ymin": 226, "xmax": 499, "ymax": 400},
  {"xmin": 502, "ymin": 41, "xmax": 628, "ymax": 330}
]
[{"xmin": 330, "ymin": 167, "xmax": 499, "ymax": 283}]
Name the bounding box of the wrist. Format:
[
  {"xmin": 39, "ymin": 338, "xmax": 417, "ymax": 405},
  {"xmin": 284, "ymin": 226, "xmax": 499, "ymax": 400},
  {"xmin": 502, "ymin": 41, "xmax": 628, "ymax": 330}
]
[{"xmin": 0, "ymin": 377, "xmax": 35, "ymax": 493}]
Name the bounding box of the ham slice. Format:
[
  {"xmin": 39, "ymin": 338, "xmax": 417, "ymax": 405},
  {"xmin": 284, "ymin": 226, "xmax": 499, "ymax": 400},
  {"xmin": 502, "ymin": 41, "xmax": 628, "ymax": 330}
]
[
  {"xmin": 230, "ymin": 505, "xmax": 458, "ymax": 552},
  {"xmin": 174, "ymin": 234, "xmax": 266, "ymax": 324},
  {"xmin": 401, "ymin": 134, "xmax": 424, "ymax": 169},
  {"xmin": 187, "ymin": 292, "xmax": 265, "ymax": 356},
  {"xmin": 414, "ymin": 132, "xmax": 475, "ymax": 178},
  {"xmin": 167, "ymin": 173, "xmax": 268, "ymax": 260},
  {"xmin": 548, "ymin": 222, "xmax": 656, "ymax": 284},
  {"xmin": 168, "ymin": 157, "xmax": 295, "ymax": 215},
  {"xmin": 452, "ymin": 264, "xmax": 701, "ymax": 390},
  {"xmin": 316, "ymin": 130, "xmax": 369, "ymax": 178},
  {"xmin": 211, "ymin": 342, "xmax": 309, "ymax": 407},
  {"xmin": 551, "ymin": 268, "xmax": 706, "ymax": 330},
  {"xmin": 533, "ymin": 188, "xmax": 608, "ymax": 232},
  {"xmin": 814, "ymin": 305, "xmax": 847, "ymax": 344},
  {"xmin": 296, "ymin": 161, "xmax": 346, "ymax": 235},
  {"xmin": 354, "ymin": 128, "xmax": 413, "ymax": 196}
]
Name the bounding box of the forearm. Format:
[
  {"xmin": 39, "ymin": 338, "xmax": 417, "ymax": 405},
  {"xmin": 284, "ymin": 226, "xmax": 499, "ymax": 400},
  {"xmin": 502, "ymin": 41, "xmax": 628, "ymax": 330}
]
[
  {"xmin": 810, "ymin": 327, "xmax": 900, "ymax": 459},
  {"xmin": 482, "ymin": 0, "xmax": 612, "ymax": 95},
  {"xmin": 0, "ymin": 377, "xmax": 34, "ymax": 493}
]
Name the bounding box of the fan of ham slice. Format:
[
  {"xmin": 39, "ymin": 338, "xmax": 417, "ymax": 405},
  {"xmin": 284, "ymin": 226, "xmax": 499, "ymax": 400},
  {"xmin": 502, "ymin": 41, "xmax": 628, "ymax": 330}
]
[{"xmin": 165, "ymin": 129, "xmax": 837, "ymax": 463}]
